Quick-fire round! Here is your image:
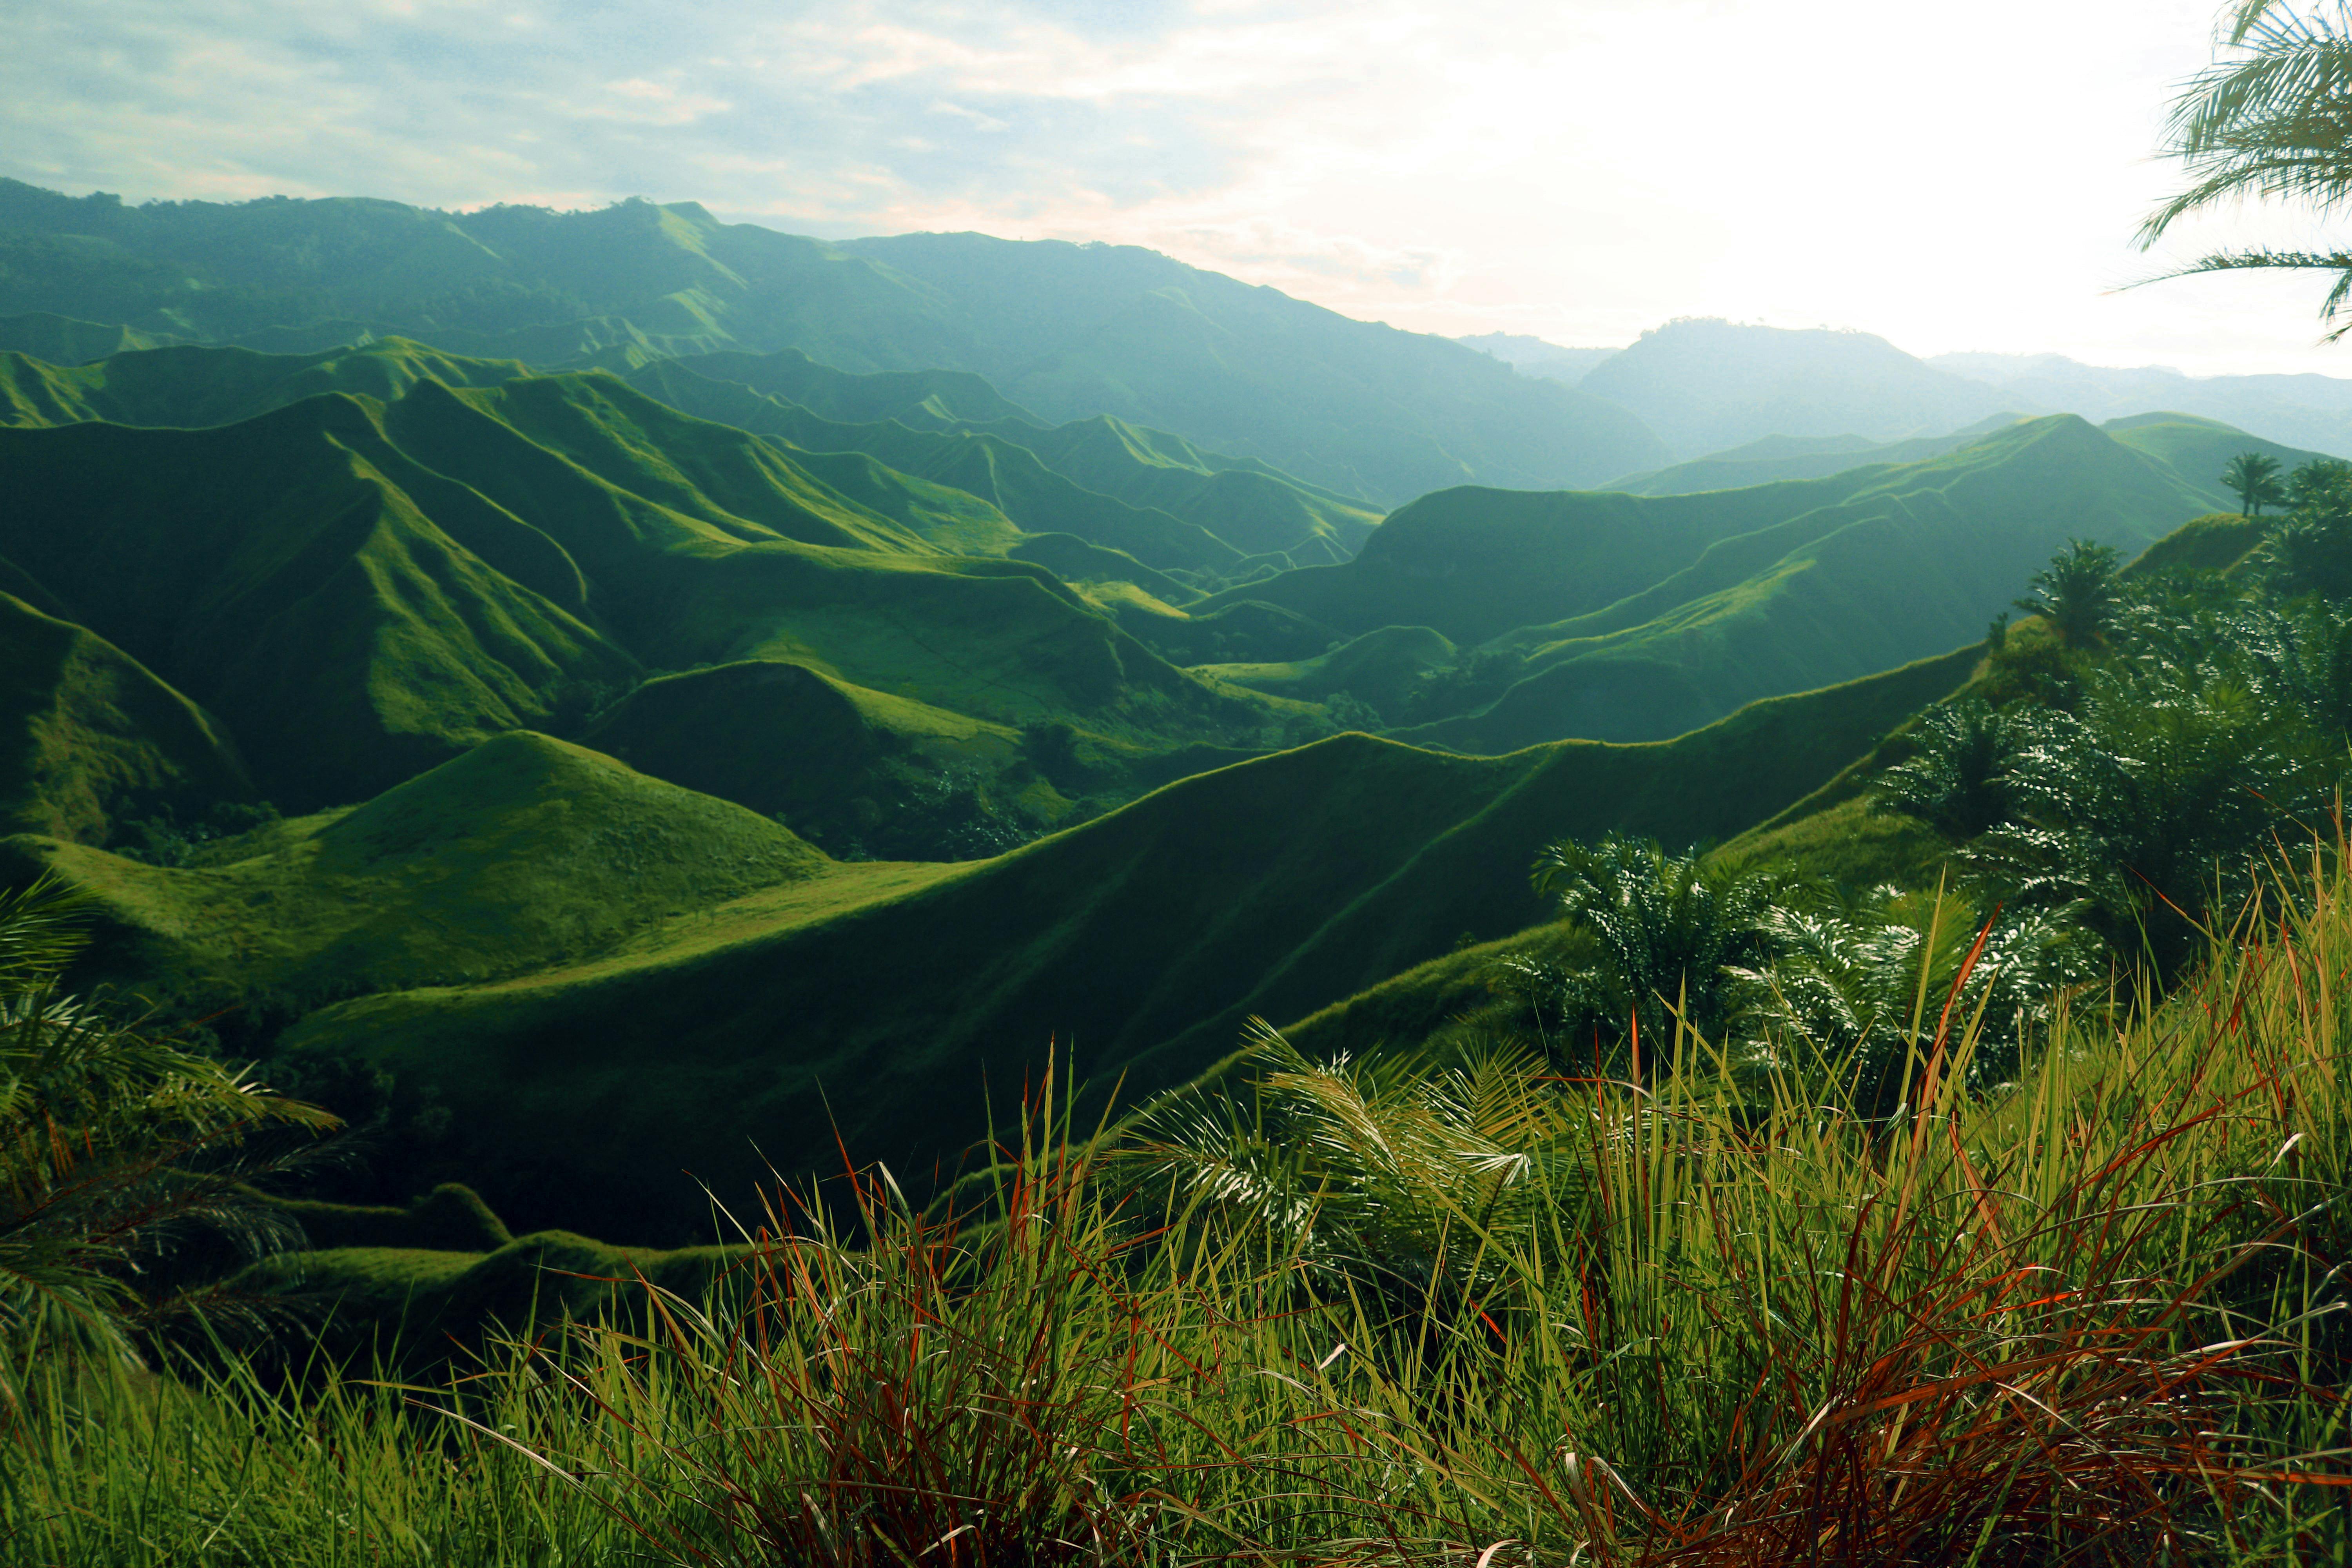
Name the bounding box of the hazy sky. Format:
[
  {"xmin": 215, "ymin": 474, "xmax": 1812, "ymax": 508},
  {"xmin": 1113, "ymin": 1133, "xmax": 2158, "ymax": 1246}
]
[{"xmin": 9, "ymin": 0, "xmax": 2352, "ymax": 375}]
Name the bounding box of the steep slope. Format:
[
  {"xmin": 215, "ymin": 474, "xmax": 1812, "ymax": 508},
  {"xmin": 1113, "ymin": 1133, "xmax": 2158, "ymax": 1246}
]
[
  {"xmin": 2098, "ymin": 412, "xmax": 2331, "ymax": 508},
  {"xmin": 648, "ymin": 347, "xmax": 1042, "ymax": 429},
  {"xmin": 0, "ymin": 593, "xmax": 255, "ymax": 844},
  {"xmin": 0, "ymin": 334, "xmax": 1363, "ymax": 584},
  {"xmin": 581, "ymin": 658, "xmax": 1060, "ymax": 855},
  {"xmin": 0, "ymin": 372, "xmax": 1288, "ymax": 808},
  {"xmin": 969, "ymin": 412, "xmax": 1384, "ymax": 560},
  {"xmin": 0, "ymin": 398, "xmax": 636, "ymax": 807},
  {"xmin": 621, "ymin": 359, "xmax": 1250, "ymax": 577},
  {"xmin": 0, "ymin": 181, "xmax": 1673, "ymax": 505},
  {"xmin": 0, "ymin": 311, "xmax": 189, "ymax": 363},
  {"xmin": 836, "ymin": 232, "xmax": 1671, "ymax": 501},
  {"xmin": 1192, "ymin": 470, "xmax": 1902, "ymax": 646},
  {"xmin": 1579, "ymin": 319, "xmax": 2025, "ymax": 459},
  {"xmin": 1200, "ymin": 626, "xmax": 1458, "ymax": 714},
  {"xmin": 1204, "ymin": 416, "xmax": 2210, "ymax": 746},
  {"xmin": 586, "ymin": 348, "xmax": 1378, "ymax": 567},
  {"xmin": 1403, "ymin": 416, "xmax": 2206, "ymax": 746},
  {"xmin": 10, "ymin": 648, "xmax": 1973, "ymax": 1240}
]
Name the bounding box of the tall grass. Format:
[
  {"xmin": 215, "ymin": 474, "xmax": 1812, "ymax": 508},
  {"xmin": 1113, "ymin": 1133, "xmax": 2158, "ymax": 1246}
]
[{"xmin": 10, "ymin": 848, "xmax": 2352, "ymax": 1565}]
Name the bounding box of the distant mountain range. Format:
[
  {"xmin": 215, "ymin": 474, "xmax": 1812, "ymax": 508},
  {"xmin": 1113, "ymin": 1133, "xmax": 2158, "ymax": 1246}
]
[
  {"xmin": 1458, "ymin": 319, "xmax": 2352, "ymax": 467},
  {"xmin": 0, "ymin": 181, "xmax": 1670, "ymax": 505}
]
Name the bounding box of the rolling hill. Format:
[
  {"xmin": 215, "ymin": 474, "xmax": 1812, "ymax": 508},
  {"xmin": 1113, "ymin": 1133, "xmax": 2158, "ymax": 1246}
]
[
  {"xmin": 0, "ymin": 593, "xmax": 256, "ymax": 844},
  {"xmin": 15, "ymin": 643, "xmax": 1975, "ymax": 1240},
  {"xmin": 1201, "ymin": 414, "xmax": 2215, "ymax": 744},
  {"xmin": 0, "ymin": 363, "xmax": 1302, "ymax": 823},
  {"xmin": 0, "ymin": 336, "xmax": 1376, "ymax": 587}
]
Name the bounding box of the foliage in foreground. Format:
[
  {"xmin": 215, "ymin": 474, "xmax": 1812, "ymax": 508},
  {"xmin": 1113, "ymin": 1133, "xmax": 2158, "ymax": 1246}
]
[
  {"xmin": 0, "ymin": 878, "xmax": 336, "ymax": 1379},
  {"xmin": 11, "ymin": 844, "xmax": 2352, "ymax": 1564}
]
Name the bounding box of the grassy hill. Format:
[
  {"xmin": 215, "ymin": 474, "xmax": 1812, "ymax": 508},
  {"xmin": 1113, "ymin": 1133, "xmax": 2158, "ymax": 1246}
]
[
  {"xmin": 1202, "ymin": 415, "xmax": 2212, "ymax": 745},
  {"xmin": 0, "ymin": 338, "xmax": 527, "ymax": 429},
  {"xmin": 0, "ymin": 367, "xmax": 1306, "ymax": 819},
  {"xmin": 0, "ymin": 336, "xmax": 1365, "ymax": 593},
  {"xmin": 1445, "ymin": 417, "xmax": 2200, "ymax": 744},
  {"xmin": 1931, "ymin": 349, "xmax": 2352, "ymax": 459},
  {"xmin": 0, "ymin": 643, "xmax": 1970, "ymax": 1240},
  {"xmin": 623, "ymin": 359, "xmax": 1260, "ymax": 579},
  {"xmin": 0, "ymin": 181, "xmax": 1672, "ymax": 504},
  {"xmin": 645, "ymin": 346, "xmax": 1043, "ymax": 429},
  {"xmin": 1192, "ymin": 477, "xmax": 1876, "ymax": 647},
  {"xmin": 2097, "ymin": 411, "xmax": 2332, "ymax": 507},
  {"xmin": 20, "ymin": 731, "xmax": 832, "ymax": 1008},
  {"xmin": 1199, "ymin": 625, "xmax": 1458, "ymax": 714},
  {"xmin": 0, "ymin": 396, "xmax": 637, "ymax": 808},
  {"xmin": 0, "ymin": 310, "xmax": 192, "ymax": 363}
]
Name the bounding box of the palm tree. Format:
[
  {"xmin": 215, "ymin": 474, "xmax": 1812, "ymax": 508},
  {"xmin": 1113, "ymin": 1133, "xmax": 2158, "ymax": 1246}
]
[
  {"xmin": 2222, "ymin": 451, "xmax": 2289, "ymax": 515},
  {"xmin": 1730, "ymin": 887, "xmax": 2092, "ymax": 1113},
  {"xmin": 2015, "ymin": 539, "xmax": 2122, "ymax": 648},
  {"xmin": 2267, "ymin": 456, "xmax": 2352, "ymax": 595},
  {"xmin": 1116, "ymin": 1025, "xmax": 1581, "ymax": 1314},
  {"xmin": 1876, "ymin": 698, "xmax": 2044, "ymax": 842},
  {"xmin": 1524, "ymin": 834, "xmax": 1783, "ymax": 1064},
  {"xmin": 1967, "ymin": 662, "xmax": 2322, "ymax": 975},
  {"xmin": 0, "ymin": 879, "xmax": 336, "ymax": 1376},
  {"xmin": 2141, "ymin": 3, "xmax": 2352, "ymax": 333}
]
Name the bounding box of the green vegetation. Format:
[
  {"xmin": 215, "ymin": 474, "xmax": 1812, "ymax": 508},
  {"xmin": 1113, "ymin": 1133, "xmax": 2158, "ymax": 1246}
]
[
  {"xmin": 15, "ymin": 151, "xmax": 2352, "ymax": 1561},
  {"xmin": 2013, "ymin": 536, "xmax": 2122, "ymax": 645},
  {"xmin": 1212, "ymin": 413, "xmax": 2217, "ymax": 746},
  {"xmin": 2143, "ymin": 0, "xmax": 2352, "ymax": 329},
  {"xmin": 0, "ymin": 878, "xmax": 336, "ymax": 1370},
  {"xmin": 16, "ymin": 857, "xmax": 2352, "ymax": 1561},
  {"xmin": 0, "ymin": 642, "xmax": 1964, "ymax": 1240},
  {"xmin": 0, "ymin": 593, "xmax": 256, "ymax": 845},
  {"xmin": 31, "ymin": 731, "xmax": 833, "ymax": 1011},
  {"xmin": 1601, "ymin": 414, "xmax": 2024, "ymax": 495},
  {"xmin": 0, "ymin": 359, "xmax": 1314, "ymax": 823}
]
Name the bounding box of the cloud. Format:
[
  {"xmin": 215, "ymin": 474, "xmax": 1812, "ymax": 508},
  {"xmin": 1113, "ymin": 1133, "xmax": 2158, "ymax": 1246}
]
[{"xmin": 4, "ymin": 0, "xmax": 2350, "ymax": 374}]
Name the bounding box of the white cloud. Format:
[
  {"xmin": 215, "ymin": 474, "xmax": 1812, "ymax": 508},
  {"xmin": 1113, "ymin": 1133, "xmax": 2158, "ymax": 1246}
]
[{"xmin": 5, "ymin": 0, "xmax": 2350, "ymax": 374}]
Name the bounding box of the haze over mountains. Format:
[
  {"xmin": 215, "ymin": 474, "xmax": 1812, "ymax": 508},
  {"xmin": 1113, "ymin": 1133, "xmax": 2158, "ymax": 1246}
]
[
  {"xmin": 0, "ymin": 176, "xmax": 2339, "ymax": 1238},
  {"xmin": 1457, "ymin": 318, "xmax": 2352, "ymax": 466}
]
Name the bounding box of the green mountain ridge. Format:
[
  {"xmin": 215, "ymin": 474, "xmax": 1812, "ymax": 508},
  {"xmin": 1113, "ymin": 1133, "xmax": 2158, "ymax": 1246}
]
[
  {"xmin": 0, "ymin": 182, "xmax": 1674, "ymax": 503},
  {"xmin": 0, "ymin": 366, "xmax": 1293, "ymax": 819},
  {"xmin": 1209, "ymin": 414, "xmax": 2215, "ymax": 744},
  {"xmin": 0, "ymin": 334, "xmax": 1365, "ymax": 586}
]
